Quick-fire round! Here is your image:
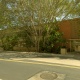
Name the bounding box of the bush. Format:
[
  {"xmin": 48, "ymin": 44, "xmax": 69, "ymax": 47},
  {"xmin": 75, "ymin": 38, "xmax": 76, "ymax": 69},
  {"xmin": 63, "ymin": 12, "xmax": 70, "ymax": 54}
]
[
  {"xmin": 1, "ymin": 34, "xmax": 19, "ymax": 51},
  {"xmin": 39, "ymin": 23, "xmax": 64, "ymax": 53}
]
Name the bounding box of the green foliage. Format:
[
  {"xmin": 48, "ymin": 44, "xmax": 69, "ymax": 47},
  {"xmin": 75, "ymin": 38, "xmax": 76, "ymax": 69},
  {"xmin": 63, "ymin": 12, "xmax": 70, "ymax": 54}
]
[
  {"xmin": 0, "ymin": 0, "xmax": 79, "ymax": 52},
  {"xmin": 0, "ymin": 0, "xmax": 79, "ymax": 29},
  {"xmin": 18, "ymin": 29, "xmax": 34, "ymax": 47},
  {"xmin": 39, "ymin": 23, "xmax": 64, "ymax": 53},
  {"xmin": 1, "ymin": 34, "xmax": 19, "ymax": 50}
]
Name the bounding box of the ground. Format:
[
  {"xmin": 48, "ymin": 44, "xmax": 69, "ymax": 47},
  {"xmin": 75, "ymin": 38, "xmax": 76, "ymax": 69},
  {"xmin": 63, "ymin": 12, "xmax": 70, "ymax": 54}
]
[
  {"xmin": 0, "ymin": 51, "xmax": 80, "ymax": 80},
  {"xmin": 0, "ymin": 51, "xmax": 80, "ymax": 59}
]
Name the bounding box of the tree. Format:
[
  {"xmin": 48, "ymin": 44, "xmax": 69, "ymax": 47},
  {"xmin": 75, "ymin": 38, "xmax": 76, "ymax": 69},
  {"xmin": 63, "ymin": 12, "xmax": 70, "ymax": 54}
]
[
  {"xmin": 0, "ymin": 29, "xmax": 19, "ymax": 50},
  {"xmin": 0, "ymin": 0, "xmax": 80, "ymax": 52},
  {"xmin": 39, "ymin": 21, "xmax": 64, "ymax": 52},
  {"xmin": 0, "ymin": 0, "xmax": 79, "ymax": 28}
]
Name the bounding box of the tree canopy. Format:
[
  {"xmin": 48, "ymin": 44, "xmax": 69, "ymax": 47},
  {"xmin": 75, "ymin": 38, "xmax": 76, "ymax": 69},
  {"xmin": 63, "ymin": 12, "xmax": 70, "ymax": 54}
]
[
  {"xmin": 0, "ymin": 0, "xmax": 80, "ymax": 52},
  {"xmin": 0, "ymin": 0, "xmax": 80, "ymax": 28}
]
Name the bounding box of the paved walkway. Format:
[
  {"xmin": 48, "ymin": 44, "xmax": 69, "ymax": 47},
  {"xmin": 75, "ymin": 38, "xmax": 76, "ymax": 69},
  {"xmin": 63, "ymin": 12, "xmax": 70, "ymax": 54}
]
[
  {"xmin": 11, "ymin": 57, "xmax": 80, "ymax": 67},
  {"xmin": 28, "ymin": 58, "xmax": 80, "ymax": 66},
  {"xmin": 0, "ymin": 51, "xmax": 80, "ymax": 67}
]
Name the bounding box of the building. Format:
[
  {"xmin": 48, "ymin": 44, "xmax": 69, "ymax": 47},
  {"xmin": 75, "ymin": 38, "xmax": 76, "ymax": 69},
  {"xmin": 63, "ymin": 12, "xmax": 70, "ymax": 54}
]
[{"xmin": 59, "ymin": 18, "xmax": 80, "ymax": 51}]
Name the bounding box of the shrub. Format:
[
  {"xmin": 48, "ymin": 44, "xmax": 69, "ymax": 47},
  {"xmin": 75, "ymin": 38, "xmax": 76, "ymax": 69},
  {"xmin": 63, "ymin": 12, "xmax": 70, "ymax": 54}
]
[
  {"xmin": 39, "ymin": 23, "xmax": 64, "ymax": 53},
  {"xmin": 1, "ymin": 34, "xmax": 19, "ymax": 50}
]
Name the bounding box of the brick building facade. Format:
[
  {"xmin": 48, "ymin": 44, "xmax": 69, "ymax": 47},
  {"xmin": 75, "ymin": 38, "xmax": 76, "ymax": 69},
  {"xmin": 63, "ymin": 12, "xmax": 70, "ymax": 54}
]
[
  {"xmin": 59, "ymin": 18, "xmax": 80, "ymax": 51},
  {"xmin": 59, "ymin": 18, "xmax": 80, "ymax": 40}
]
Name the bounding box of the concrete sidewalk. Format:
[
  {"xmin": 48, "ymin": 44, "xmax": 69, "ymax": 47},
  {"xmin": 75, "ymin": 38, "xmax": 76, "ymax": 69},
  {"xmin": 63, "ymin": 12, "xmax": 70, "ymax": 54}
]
[
  {"xmin": 1, "ymin": 51, "xmax": 80, "ymax": 67},
  {"xmin": 11, "ymin": 57, "xmax": 80, "ymax": 67}
]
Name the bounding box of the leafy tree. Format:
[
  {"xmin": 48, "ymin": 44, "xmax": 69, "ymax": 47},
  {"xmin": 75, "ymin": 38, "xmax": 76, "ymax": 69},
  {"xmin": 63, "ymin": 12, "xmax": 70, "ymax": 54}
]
[
  {"xmin": 0, "ymin": 28, "xmax": 19, "ymax": 50},
  {"xmin": 0, "ymin": 0, "xmax": 80, "ymax": 52},
  {"xmin": 39, "ymin": 21, "xmax": 64, "ymax": 52},
  {"xmin": 1, "ymin": 34, "xmax": 18, "ymax": 50},
  {"xmin": 18, "ymin": 28, "xmax": 34, "ymax": 47},
  {"xmin": 0, "ymin": 0, "xmax": 80, "ymax": 28}
]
